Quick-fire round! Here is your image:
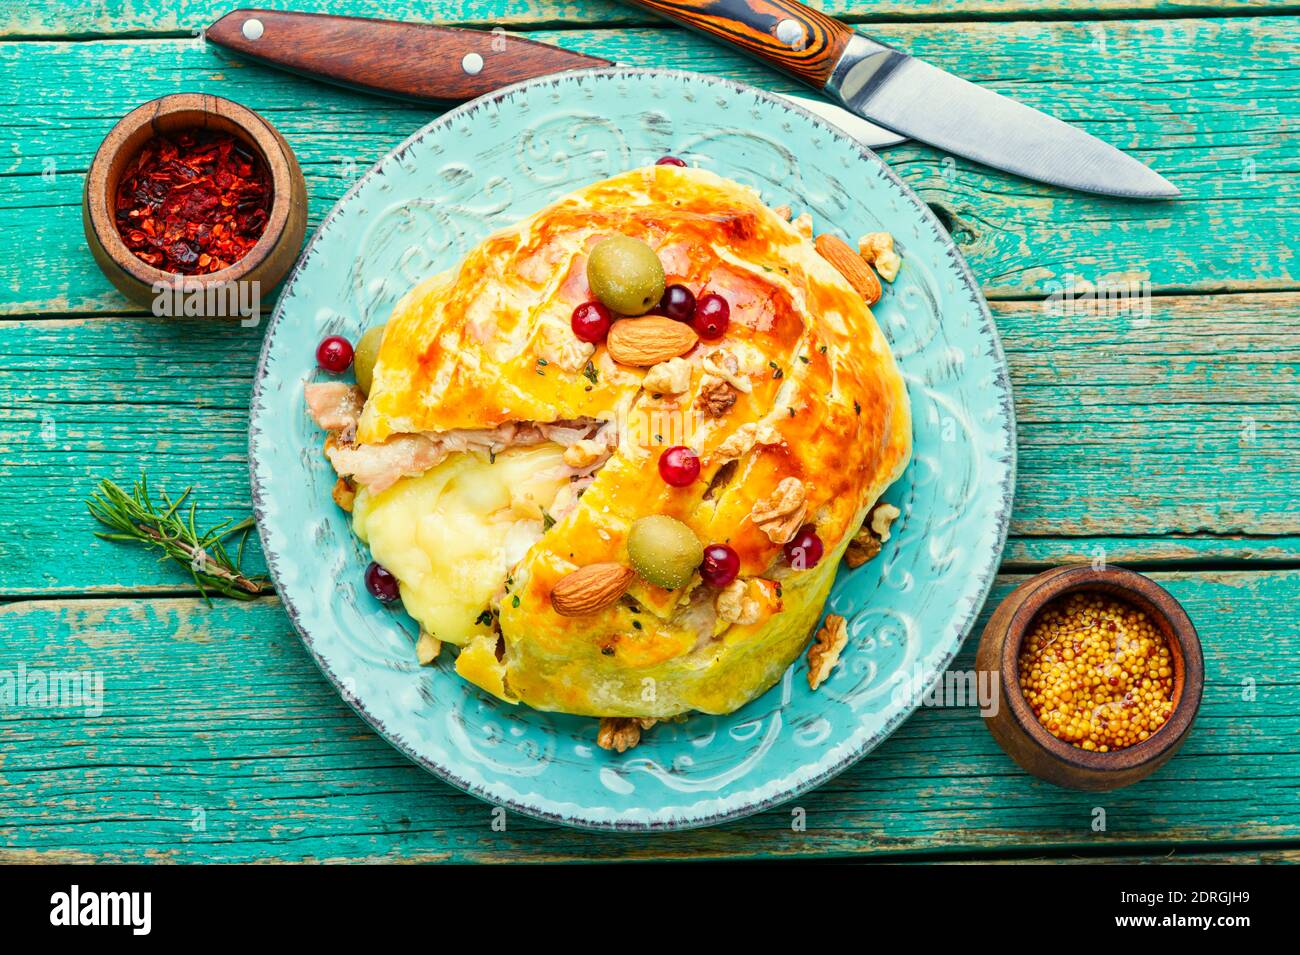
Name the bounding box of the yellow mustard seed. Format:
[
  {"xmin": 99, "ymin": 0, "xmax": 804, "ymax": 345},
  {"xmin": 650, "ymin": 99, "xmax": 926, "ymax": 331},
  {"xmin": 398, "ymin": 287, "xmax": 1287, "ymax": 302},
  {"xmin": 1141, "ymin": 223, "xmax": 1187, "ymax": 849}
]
[{"xmin": 1017, "ymin": 592, "xmax": 1175, "ymax": 751}]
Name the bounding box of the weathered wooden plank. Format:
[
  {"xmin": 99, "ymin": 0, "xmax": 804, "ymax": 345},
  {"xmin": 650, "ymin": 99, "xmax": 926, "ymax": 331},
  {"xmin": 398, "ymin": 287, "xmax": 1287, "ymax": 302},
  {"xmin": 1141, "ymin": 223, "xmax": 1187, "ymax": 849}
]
[
  {"xmin": 2, "ymin": 291, "xmax": 1295, "ymax": 595},
  {"xmin": 1003, "ymin": 291, "xmax": 1300, "ymax": 540},
  {"xmin": 0, "ymin": 571, "xmax": 1293, "ymax": 862},
  {"xmin": 933, "ymin": 847, "xmax": 1300, "ymax": 863},
  {"xmin": 2, "ymin": 17, "xmax": 1296, "ymax": 314},
  {"xmin": 1005, "ymin": 536, "xmax": 1300, "ymax": 568},
  {"xmin": 7, "ymin": 0, "xmax": 1298, "ymax": 38},
  {"xmin": 0, "ymin": 317, "xmax": 266, "ymax": 595}
]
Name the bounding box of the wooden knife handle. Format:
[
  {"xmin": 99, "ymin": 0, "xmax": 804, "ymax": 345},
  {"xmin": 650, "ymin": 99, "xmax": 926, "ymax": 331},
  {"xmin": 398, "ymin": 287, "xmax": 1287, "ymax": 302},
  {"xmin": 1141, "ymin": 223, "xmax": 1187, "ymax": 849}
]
[
  {"xmin": 620, "ymin": 0, "xmax": 853, "ymax": 89},
  {"xmin": 206, "ymin": 9, "xmax": 612, "ymax": 102}
]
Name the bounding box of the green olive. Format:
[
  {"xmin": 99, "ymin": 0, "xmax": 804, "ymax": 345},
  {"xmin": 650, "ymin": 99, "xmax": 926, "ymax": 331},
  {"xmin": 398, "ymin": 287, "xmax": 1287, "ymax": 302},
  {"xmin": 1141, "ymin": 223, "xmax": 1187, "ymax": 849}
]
[
  {"xmin": 627, "ymin": 515, "xmax": 703, "ymax": 590},
  {"xmin": 353, "ymin": 324, "xmax": 386, "ymax": 395},
  {"xmin": 586, "ymin": 235, "xmax": 665, "ymax": 316}
]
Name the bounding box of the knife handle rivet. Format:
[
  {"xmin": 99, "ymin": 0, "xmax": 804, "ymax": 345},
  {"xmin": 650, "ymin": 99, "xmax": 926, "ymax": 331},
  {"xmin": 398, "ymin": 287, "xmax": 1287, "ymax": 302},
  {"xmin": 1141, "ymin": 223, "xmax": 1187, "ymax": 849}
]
[
  {"xmin": 461, "ymin": 52, "xmax": 484, "ymax": 76},
  {"xmin": 241, "ymin": 17, "xmax": 264, "ymax": 41},
  {"xmin": 775, "ymin": 19, "xmax": 804, "ymax": 48}
]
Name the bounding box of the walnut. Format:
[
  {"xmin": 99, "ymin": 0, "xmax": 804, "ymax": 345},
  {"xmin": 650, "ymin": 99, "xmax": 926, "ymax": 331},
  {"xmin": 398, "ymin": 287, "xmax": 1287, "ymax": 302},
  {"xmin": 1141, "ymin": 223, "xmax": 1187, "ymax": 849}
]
[
  {"xmin": 697, "ymin": 378, "xmax": 737, "ymax": 416},
  {"xmin": 701, "ymin": 349, "xmax": 751, "ymax": 393},
  {"xmin": 772, "ymin": 204, "xmax": 792, "ymax": 221},
  {"xmin": 870, "ymin": 502, "xmax": 901, "ymax": 542},
  {"xmin": 597, "ymin": 717, "xmax": 657, "ymax": 753},
  {"xmin": 858, "ymin": 231, "xmax": 901, "ymax": 283},
  {"xmin": 750, "ymin": 476, "xmax": 807, "ymax": 544},
  {"xmin": 807, "ymin": 614, "xmax": 848, "ymax": 690},
  {"xmin": 716, "ymin": 421, "xmax": 782, "ymax": 459},
  {"xmin": 843, "ymin": 502, "xmax": 901, "ymax": 567},
  {"xmin": 792, "ymin": 212, "xmax": 813, "ymax": 240},
  {"xmin": 843, "ymin": 532, "xmax": 881, "ymax": 568},
  {"xmin": 416, "ymin": 629, "xmax": 441, "ymax": 666},
  {"xmin": 331, "ymin": 476, "xmax": 356, "ymax": 512},
  {"xmin": 563, "ymin": 438, "xmax": 607, "ymax": 469},
  {"xmin": 715, "ymin": 579, "xmax": 762, "ymax": 625},
  {"xmin": 642, "ymin": 357, "xmax": 692, "ymax": 394}
]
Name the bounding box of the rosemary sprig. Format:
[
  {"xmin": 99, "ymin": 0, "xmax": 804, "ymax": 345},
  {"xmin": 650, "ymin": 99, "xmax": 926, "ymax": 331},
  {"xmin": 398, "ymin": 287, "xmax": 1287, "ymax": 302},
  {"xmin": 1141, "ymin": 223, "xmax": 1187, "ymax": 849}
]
[{"xmin": 85, "ymin": 475, "xmax": 269, "ymax": 602}]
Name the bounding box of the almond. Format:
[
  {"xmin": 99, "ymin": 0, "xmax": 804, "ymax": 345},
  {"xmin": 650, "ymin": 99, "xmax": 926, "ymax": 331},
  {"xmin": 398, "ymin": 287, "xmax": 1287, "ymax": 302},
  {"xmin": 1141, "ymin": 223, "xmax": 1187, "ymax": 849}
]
[
  {"xmin": 815, "ymin": 233, "xmax": 882, "ymax": 306},
  {"xmin": 606, "ymin": 316, "xmax": 698, "ymax": 367},
  {"xmin": 550, "ymin": 562, "xmax": 635, "ymax": 616}
]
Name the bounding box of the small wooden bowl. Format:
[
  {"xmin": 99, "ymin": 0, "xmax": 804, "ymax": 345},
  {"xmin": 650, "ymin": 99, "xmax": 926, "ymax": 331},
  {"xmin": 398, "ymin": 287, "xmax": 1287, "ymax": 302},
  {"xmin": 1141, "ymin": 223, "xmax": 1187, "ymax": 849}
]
[
  {"xmin": 82, "ymin": 93, "xmax": 307, "ymax": 315},
  {"xmin": 976, "ymin": 565, "xmax": 1203, "ymax": 791}
]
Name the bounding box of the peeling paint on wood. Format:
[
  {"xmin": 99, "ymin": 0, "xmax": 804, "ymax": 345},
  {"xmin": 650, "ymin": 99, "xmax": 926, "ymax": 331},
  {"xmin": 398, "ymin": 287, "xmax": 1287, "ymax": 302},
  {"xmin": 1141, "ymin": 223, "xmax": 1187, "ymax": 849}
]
[
  {"xmin": 2, "ymin": 292, "xmax": 1296, "ymax": 596},
  {"xmin": 3, "ymin": 2, "xmax": 1298, "ymax": 863},
  {"xmin": 8, "ymin": 1, "xmax": 1300, "ymax": 38},
  {"xmin": 1, "ymin": 17, "xmax": 1297, "ymax": 313},
  {"xmin": 0, "ymin": 573, "xmax": 1294, "ymax": 861}
]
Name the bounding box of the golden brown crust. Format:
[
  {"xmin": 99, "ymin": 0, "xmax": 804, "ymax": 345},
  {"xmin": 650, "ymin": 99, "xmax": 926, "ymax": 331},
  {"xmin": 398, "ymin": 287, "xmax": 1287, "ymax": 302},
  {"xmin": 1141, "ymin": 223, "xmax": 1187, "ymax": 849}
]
[{"xmin": 354, "ymin": 166, "xmax": 910, "ymax": 717}]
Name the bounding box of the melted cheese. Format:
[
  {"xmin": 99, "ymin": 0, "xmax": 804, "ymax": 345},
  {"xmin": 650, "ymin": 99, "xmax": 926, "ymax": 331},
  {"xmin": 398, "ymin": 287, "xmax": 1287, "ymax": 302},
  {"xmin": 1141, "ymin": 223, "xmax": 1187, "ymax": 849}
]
[{"xmin": 351, "ymin": 444, "xmax": 570, "ymax": 646}]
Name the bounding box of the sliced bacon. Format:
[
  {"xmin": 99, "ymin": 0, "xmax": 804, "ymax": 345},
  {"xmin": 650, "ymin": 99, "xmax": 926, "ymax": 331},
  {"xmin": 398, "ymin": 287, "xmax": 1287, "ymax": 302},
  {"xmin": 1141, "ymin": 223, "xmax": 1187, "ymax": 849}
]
[
  {"xmin": 305, "ymin": 381, "xmax": 613, "ymax": 493},
  {"xmin": 325, "ymin": 434, "xmax": 448, "ymax": 494},
  {"xmin": 538, "ymin": 419, "xmax": 601, "ymax": 446},
  {"xmin": 656, "ymin": 241, "xmax": 693, "ymax": 278},
  {"xmin": 305, "ymin": 383, "xmax": 365, "ymax": 433},
  {"xmin": 556, "ymin": 253, "xmax": 590, "ymax": 304}
]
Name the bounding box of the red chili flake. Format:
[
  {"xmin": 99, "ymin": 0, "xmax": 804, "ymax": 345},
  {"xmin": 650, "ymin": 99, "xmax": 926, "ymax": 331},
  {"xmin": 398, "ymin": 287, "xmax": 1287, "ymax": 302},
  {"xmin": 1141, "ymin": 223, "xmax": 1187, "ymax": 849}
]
[{"xmin": 114, "ymin": 129, "xmax": 272, "ymax": 275}]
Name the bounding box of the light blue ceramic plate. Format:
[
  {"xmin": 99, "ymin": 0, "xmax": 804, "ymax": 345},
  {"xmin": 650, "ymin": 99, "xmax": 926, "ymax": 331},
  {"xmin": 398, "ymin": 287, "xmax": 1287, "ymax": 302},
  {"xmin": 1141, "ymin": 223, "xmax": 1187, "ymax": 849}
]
[{"xmin": 250, "ymin": 69, "xmax": 1015, "ymax": 831}]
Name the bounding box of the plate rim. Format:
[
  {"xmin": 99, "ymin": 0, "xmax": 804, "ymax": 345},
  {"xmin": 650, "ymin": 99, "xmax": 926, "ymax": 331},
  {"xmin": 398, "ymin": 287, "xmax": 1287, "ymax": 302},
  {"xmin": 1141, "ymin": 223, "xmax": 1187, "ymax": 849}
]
[{"xmin": 249, "ymin": 66, "xmax": 1017, "ymax": 832}]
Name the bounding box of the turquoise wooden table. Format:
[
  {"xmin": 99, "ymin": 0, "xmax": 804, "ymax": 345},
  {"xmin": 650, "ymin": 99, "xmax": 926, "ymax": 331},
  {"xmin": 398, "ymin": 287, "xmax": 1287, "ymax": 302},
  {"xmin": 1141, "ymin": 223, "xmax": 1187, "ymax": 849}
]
[{"xmin": 2, "ymin": 0, "xmax": 1298, "ymax": 863}]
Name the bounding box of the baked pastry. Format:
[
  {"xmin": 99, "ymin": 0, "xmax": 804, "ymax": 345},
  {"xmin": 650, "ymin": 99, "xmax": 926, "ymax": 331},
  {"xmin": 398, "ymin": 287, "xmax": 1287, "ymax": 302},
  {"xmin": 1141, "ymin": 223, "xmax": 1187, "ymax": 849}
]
[{"xmin": 305, "ymin": 165, "xmax": 911, "ymax": 728}]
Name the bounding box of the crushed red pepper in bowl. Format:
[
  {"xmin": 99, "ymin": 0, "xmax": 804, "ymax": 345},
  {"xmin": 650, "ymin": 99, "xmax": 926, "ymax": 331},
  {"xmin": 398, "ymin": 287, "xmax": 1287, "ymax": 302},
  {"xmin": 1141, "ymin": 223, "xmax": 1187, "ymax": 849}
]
[{"xmin": 113, "ymin": 129, "xmax": 272, "ymax": 275}]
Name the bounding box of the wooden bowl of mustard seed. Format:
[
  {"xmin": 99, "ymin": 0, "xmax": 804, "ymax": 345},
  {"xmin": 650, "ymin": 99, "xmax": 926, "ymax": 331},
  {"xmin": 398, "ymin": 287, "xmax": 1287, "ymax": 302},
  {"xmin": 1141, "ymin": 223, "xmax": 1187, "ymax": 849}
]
[{"xmin": 975, "ymin": 565, "xmax": 1203, "ymax": 791}]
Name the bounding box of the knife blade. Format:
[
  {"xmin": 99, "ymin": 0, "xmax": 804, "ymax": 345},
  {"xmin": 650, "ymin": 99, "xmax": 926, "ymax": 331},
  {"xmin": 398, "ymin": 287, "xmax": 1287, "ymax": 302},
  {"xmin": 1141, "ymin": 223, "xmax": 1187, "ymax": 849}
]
[
  {"xmin": 205, "ymin": 9, "xmax": 906, "ymax": 149},
  {"xmin": 617, "ymin": 0, "xmax": 1178, "ymax": 199}
]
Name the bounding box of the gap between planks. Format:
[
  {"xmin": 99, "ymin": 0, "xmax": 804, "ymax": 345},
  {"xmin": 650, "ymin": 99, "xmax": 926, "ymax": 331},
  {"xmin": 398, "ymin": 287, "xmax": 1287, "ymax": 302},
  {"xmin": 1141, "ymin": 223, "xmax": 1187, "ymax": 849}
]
[
  {"xmin": 1, "ymin": 570, "xmax": 1295, "ymax": 862},
  {"xmin": 4, "ymin": 17, "xmax": 1297, "ymax": 310},
  {"xmin": 7, "ymin": 283, "xmax": 1300, "ymax": 324},
  {"xmin": 6, "ymin": 2, "xmax": 1300, "ymax": 42}
]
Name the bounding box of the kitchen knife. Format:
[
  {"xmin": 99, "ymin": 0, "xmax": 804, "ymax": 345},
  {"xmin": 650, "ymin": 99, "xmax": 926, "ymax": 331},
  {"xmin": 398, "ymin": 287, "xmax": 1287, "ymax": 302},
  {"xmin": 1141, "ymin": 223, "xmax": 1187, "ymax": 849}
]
[
  {"xmin": 618, "ymin": 0, "xmax": 1178, "ymax": 199},
  {"xmin": 205, "ymin": 9, "xmax": 906, "ymax": 149}
]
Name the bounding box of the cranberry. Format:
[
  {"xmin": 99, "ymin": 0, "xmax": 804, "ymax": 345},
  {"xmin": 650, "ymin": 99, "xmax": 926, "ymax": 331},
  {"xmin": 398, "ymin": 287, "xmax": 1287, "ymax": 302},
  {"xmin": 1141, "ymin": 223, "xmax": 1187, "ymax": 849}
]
[
  {"xmin": 656, "ymin": 155, "xmax": 687, "ymax": 167},
  {"xmin": 316, "ymin": 335, "xmax": 354, "ymax": 373},
  {"xmin": 658, "ymin": 283, "xmax": 696, "ymax": 322},
  {"xmin": 365, "ymin": 561, "xmax": 400, "ymax": 604},
  {"xmin": 692, "ymin": 293, "xmax": 730, "ymax": 340},
  {"xmin": 700, "ymin": 544, "xmax": 740, "ymax": 587},
  {"xmin": 784, "ymin": 525, "xmax": 824, "ymax": 570},
  {"xmin": 571, "ymin": 301, "xmax": 612, "ymax": 343},
  {"xmin": 658, "ymin": 446, "xmax": 700, "ymax": 487}
]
